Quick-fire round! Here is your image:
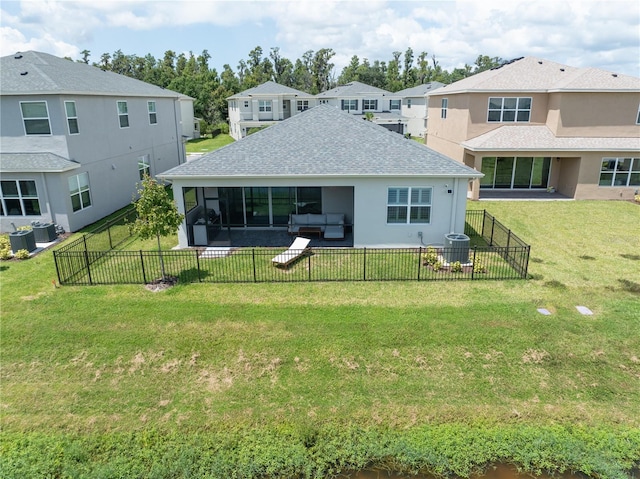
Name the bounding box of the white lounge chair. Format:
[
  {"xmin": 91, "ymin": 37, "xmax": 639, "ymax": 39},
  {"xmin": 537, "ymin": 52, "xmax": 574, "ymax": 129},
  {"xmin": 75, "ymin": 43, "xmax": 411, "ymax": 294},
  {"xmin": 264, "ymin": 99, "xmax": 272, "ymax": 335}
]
[{"xmin": 272, "ymin": 237, "xmax": 311, "ymax": 268}]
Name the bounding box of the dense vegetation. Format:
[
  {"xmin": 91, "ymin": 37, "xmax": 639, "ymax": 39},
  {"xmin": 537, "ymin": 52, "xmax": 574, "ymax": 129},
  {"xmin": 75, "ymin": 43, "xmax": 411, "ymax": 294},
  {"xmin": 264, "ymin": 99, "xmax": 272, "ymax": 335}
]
[
  {"xmin": 1, "ymin": 201, "xmax": 639, "ymax": 477},
  {"xmin": 70, "ymin": 46, "xmax": 503, "ymax": 133}
]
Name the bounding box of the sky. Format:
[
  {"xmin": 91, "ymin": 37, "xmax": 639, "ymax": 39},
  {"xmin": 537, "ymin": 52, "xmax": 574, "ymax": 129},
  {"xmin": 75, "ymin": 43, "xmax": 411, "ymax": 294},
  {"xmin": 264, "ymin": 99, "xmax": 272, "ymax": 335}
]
[{"xmin": 1, "ymin": 0, "xmax": 639, "ymax": 78}]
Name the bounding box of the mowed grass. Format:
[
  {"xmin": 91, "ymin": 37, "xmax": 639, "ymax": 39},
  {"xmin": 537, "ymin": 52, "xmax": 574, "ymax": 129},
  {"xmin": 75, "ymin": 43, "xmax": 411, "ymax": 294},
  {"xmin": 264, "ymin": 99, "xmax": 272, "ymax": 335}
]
[
  {"xmin": 1, "ymin": 200, "xmax": 639, "ymax": 476},
  {"xmin": 185, "ymin": 134, "xmax": 234, "ymax": 153}
]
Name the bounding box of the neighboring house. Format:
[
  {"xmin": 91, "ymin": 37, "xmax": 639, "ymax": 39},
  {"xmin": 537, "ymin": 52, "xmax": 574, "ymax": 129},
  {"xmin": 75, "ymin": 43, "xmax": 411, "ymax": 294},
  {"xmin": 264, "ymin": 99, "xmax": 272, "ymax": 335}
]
[
  {"xmin": 0, "ymin": 51, "xmax": 190, "ymax": 233},
  {"xmin": 425, "ymin": 56, "xmax": 640, "ymax": 200},
  {"xmin": 227, "ymin": 81, "xmax": 316, "ymax": 140},
  {"xmin": 395, "ymin": 82, "xmax": 445, "ymax": 138},
  {"xmin": 316, "ymin": 81, "xmax": 406, "ymax": 134},
  {"xmin": 178, "ymin": 95, "xmax": 198, "ymax": 139},
  {"xmin": 160, "ymin": 105, "xmax": 482, "ymax": 249}
]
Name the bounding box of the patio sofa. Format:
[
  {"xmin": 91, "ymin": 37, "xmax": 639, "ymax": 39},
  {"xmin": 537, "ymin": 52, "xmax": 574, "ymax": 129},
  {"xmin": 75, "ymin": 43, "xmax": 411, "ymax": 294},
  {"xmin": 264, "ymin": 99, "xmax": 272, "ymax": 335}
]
[{"xmin": 288, "ymin": 213, "xmax": 345, "ymax": 240}]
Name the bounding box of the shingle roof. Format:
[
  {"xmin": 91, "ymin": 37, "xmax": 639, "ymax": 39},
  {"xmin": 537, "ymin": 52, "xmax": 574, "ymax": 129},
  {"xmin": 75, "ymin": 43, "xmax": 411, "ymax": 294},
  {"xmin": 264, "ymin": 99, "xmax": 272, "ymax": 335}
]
[
  {"xmin": 0, "ymin": 152, "xmax": 81, "ymax": 172},
  {"xmin": 0, "ymin": 51, "xmax": 183, "ymax": 98},
  {"xmin": 395, "ymin": 82, "xmax": 445, "ymax": 97},
  {"xmin": 462, "ymin": 125, "xmax": 640, "ymax": 151},
  {"xmin": 228, "ymin": 81, "xmax": 313, "ymax": 99},
  {"xmin": 316, "ymin": 81, "xmax": 394, "ymax": 97},
  {"xmin": 431, "ymin": 57, "xmax": 640, "ymax": 94},
  {"xmin": 161, "ymin": 104, "xmax": 482, "ymax": 179}
]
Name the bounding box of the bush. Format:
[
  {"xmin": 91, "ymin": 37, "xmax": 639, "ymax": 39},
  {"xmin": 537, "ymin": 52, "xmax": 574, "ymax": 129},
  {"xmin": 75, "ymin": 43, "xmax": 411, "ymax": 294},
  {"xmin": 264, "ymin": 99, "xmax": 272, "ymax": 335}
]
[
  {"xmin": 451, "ymin": 261, "xmax": 463, "ymax": 273},
  {"xmin": 473, "ymin": 258, "xmax": 487, "ymax": 274},
  {"xmin": 422, "ymin": 246, "xmax": 438, "ymax": 266},
  {"xmin": 13, "ymin": 249, "xmax": 30, "ymax": 260}
]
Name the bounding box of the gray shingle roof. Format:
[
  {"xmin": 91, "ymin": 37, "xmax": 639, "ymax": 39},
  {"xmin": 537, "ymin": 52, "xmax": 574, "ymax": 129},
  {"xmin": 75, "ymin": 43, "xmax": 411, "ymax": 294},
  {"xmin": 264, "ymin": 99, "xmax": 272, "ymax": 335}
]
[
  {"xmin": 462, "ymin": 125, "xmax": 640, "ymax": 151},
  {"xmin": 395, "ymin": 82, "xmax": 445, "ymax": 97},
  {"xmin": 228, "ymin": 81, "xmax": 313, "ymax": 99},
  {"xmin": 161, "ymin": 105, "xmax": 482, "ymax": 179},
  {"xmin": 1, "ymin": 51, "xmax": 183, "ymax": 98},
  {"xmin": 316, "ymin": 81, "xmax": 394, "ymax": 97},
  {"xmin": 0, "ymin": 152, "xmax": 81, "ymax": 172},
  {"xmin": 431, "ymin": 57, "xmax": 640, "ymax": 95}
]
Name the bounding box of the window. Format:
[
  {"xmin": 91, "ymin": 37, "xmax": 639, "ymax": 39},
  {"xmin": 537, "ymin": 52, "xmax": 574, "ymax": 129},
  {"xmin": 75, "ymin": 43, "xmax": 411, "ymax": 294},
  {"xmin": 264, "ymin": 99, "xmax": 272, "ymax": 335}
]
[
  {"xmin": 117, "ymin": 101, "xmax": 129, "ymax": 128},
  {"xmin": 138, "ymin": 155, "xmax": 150, "ymax": 180},
  {"xmin": 407, "ymin": 99, "xmax": 412, "ymax": 109},
  {"xmin": 341, "ymin": 99, "xmax": 358, "ymax": 111},
  {"xmin": 297, "ymin": 100, "xmax": 309, "ymax": 111},
  {"xmin": 283, "ymin": 101, "xmax": 287, "ymax": 109},
  {"xmin": 389, "ymin": 99, "xmax": 401, "ymax": 110},
  {"xmin": 441, "ymin": 98, "xmax": 448, "ymax": 119},
  {"xmin": 599, "ymin": 157, "xmax": 640, "ymax": 187},
  {"xmin": 68, "ymin": 172, "xmax": 91, "ymax": 212},
  {"xmin": 1, "ymin": 180, "xmax": 41, "ymax": 216},
  {"xmin": 387, "ymin": 187, "xmax": 432, "ymax": 224},
  {"xmin": 363, "ymin": 99, "xmax": 378, "ymax": 110},
  {"xmin": 636, "ymin": 104, "xmax": 640, "ymax": 124},
  {"xmin": 65, "ymin": 101, "xmax": 79, "ymax": 134},
  {"xmin": 258, "ymin": 100, "xmax": 271, "ymax": 112},
  {"xmin": 319, "ymin": 99, "xmax": 329, "ymax": 104},
  {"xmin": 147, "ymin": 101, "xmax": 157, "ymax": 124},
  {"xmin": 183, "ymin": 187, "xmax": 197, "ymax": 212},
  {"xmin": 244, "ymin": 100, "xmax": 249, "ymax": 108},
  {"xmin": 488, "ymin": 97, "xmax": 531, "ymax": 122},
  {"xmin": 20, "ymin": 101, "xmax": 51, "ymax": 135}
]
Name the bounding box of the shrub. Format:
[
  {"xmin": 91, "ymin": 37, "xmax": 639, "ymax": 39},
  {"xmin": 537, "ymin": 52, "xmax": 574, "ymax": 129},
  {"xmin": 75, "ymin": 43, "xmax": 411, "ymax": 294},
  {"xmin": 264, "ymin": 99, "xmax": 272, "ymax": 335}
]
[
  {"xmin": 451, "ymin": 261, "xmax": 463, "ymax": 273},
  {"xmin": 422, "ymin": 247, "xmax": 438, "ymax": 266},
  {"xmin": 14, "ymin": 249, "xmax": 30, "ymax": 260},
  {"xmin": 473, "ymin": 258, "xmax": 487, "ymax": 274},
  {"xmin": 0, "ymin": 246, "xmax": 11, "ymax": 260},
  {"xmin": 16, "ymin": 225, "xmax": 32, "ymax": 231},
  {"xmin": 432, "ymin": 261, "xmax": 443, "ymax": 272}
]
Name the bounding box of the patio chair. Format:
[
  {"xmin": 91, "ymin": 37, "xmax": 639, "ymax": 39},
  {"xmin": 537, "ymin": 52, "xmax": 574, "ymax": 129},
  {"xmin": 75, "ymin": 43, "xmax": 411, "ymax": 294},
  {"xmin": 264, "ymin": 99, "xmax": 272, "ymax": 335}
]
[{"xmin": 272, "ymin": 237, "xmax": 311, "ymax": 268}]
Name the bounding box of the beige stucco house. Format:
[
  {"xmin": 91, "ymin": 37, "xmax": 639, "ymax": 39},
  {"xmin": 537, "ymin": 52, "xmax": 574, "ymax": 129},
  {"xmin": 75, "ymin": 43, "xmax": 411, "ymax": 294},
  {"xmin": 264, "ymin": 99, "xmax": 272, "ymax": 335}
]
[{"xmin": 425, "ymin": 57, "xmax": 640, "ymax": 200}]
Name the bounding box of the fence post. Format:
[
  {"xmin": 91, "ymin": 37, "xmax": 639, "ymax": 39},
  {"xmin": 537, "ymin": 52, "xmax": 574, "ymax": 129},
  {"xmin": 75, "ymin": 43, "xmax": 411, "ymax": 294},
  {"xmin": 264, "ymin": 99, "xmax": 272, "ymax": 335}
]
[
  {"xmin": 140, "ymin": 251, "xmax": 147, "ymax": 284},
  {"xmin": 195, "ymin": 249, "xmax": 202, "ymax": 282},
  {"xmin": 308, "ymin": 251, "xmax": 312, "ymax": 282},
  {"xmin": 252, "ymin": 249, "xmax": 257, "ymax": 283},
  {"xmin": 490, "ymin": 215, "xmax": 496, "ymax": 247},
  {"xmin": 108, "ymin": 226, "xmax": 113, "ymax": 250},
  {"xmin": 84, "ymin": 248, "xmax": 92, "ymax": 285},
  {"xmin": 363, "ymin": 248, "xmax": 367, "ymax": 281},
  {"xmin": 417, "ymin": 246, "xmax": 422, "ymax": 281},
  {"xmin": 471, "ymin": 246, "xmax": 477, "ymax": 280}
]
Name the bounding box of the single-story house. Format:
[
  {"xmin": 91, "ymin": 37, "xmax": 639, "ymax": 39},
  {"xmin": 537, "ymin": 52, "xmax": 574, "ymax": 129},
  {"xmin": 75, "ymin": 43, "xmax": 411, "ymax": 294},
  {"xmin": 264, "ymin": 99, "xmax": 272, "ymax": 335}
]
[{"xmin": 160, "ymin": 104, "xmax": 482, "ymax": 249}]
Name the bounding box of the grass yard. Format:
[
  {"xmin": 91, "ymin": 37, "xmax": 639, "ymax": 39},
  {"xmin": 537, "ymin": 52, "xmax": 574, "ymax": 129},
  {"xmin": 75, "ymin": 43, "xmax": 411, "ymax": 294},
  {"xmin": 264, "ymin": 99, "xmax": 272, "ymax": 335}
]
[
  {"xmin": 1, "ymin": 201, "xmax": 639, "ymax": 478},
  {"xmin": 185, "ymin": 134, "xmax": 234, "ymax": 153}
]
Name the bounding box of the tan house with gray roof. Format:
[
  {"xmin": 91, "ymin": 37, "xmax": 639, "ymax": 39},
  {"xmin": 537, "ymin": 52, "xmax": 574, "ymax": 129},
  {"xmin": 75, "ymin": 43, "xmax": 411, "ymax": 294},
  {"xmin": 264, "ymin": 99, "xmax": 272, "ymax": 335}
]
[{"xmin": 425, "ymin": 56, "xmax": 640, "ymax": 200}]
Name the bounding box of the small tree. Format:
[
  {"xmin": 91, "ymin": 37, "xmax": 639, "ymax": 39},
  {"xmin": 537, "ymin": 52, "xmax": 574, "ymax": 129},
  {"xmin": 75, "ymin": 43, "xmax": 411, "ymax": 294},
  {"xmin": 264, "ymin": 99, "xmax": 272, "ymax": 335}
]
[{"xmin": 131, "ymin": 175, "xmax": 184, "ymax": 282}]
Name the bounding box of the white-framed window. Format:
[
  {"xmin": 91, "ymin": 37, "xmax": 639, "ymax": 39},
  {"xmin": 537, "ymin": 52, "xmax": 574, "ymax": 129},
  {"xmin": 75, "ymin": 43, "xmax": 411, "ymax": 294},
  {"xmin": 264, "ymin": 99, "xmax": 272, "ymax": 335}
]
[
  {"xmin": 297, "ymin": 100, "xmax": 309, "ymax": 111},
  {"xmin": 117, "ymin": 101, "xmax": 129, "ymax": 128},
  {"xmin": 488, "ymin": 97, "xmax": 531, "ymax": 122},
  {"xmin": 407, "ymin": 99, "xmax": 412, "ymax": 109},
  {"xmin": 283, "ymin": 101, "xmax": 287, "ymax": 109},
  {"xmin": 341, "ymin": 99, "xmax": 358, "ymax": 111},
  {"xmin": 258, "ymin": 100, "xmax": 271, "ymax": 112},
  {"xmin": 147, "ymin": 101, "xmax": 157, "ymax": 124},
  {"xmin": 20, "ymin": 101, "xmax": 51, "ymax": 135},
  {"xmin": 387, "ymin": 187, "xmax": 432, "ymax": 224},
  {"xmin": 599, "ymin": 157, "xmax": 640, "ymax": 187},
  {"xmin": 441, "ymin": 98, "xmax": 448, "ymax": 119},
  {"xmin": 244, "ymin": 100, "xmax": 249, "ymax": 108},
  {"xmin": 65, "ymin": 101, "xmax": 79, "ymax": 134},
  {"xmin": 390, "ymin": 99, "xmax": 401, "ymax": 110},
  {"xmin": 363, "ymin": 99, "xmax": 378, "ymax": 111},
  {"xmin": 636, "ymin": 104, "xmax": 640, "ymax": 124},
  {"xmin": 319, "ymin": 99, "xmax": 329, "ymax": 104},
  {"xmin": 68, "ymin": 172, "xmax": 92, "ymax": 212},
  {"xmin": 0, "ymin": 180, "xmax": 41, "ymax": 216},
  {"xmin": 138, "ymin": 155, "xmax": 151, "ymax": 180}
]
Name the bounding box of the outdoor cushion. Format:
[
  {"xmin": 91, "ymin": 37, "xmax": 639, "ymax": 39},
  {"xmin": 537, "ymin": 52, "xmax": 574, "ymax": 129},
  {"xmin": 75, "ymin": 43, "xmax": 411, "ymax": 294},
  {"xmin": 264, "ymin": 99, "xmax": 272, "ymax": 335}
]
[{"xmin": 272, "ymin": 237, "xmax": 311, "ymax": 267}]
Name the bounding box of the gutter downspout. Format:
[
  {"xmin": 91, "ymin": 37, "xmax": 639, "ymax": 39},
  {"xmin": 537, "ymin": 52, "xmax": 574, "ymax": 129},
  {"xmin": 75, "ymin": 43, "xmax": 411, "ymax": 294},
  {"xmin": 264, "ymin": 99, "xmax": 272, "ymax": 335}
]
[
  {"xmin": 449, "ymin": 177, "xmax": 459, "ymax": 233},
  {"xmin": 41, "ymin": 172, "xmax": 56, "ymax": 225}
]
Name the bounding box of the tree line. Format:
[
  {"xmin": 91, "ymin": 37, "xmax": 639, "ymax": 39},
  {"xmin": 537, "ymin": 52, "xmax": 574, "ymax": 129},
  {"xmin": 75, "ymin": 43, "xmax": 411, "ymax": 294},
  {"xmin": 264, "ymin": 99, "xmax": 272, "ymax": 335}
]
[{"xmin": 73, "ymin": 47, "xmax": 504, "ymax": 134}]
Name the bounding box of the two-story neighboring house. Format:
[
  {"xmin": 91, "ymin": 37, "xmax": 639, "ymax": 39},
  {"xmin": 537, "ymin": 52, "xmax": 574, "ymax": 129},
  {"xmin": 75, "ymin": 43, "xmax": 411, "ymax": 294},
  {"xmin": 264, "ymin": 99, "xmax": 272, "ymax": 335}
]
[
  {"xmin": 395, "ymin": 82, "xmax": 445, "ymax": 138},
  {"xmin": 0, "ymin": 51, "xmax": 191, "ymax": 233},
  {"xmin": 316, "ymin": 81, "xmax": 406, "ymax": 134},
  {"xmin": 425, "ymin": 57, "xmax": 640, "ymax": 200},
  {"xmin": 227, "ymin": 81, "xmax": 316, "ymax": 140}
]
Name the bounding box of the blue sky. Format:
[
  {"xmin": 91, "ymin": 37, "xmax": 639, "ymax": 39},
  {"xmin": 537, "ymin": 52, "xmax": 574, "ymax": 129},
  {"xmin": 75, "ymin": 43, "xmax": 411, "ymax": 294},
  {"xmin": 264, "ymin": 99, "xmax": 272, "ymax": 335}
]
[{"xmin": 1, "ymin": 0, "xmax": 639, "ymax": 77}]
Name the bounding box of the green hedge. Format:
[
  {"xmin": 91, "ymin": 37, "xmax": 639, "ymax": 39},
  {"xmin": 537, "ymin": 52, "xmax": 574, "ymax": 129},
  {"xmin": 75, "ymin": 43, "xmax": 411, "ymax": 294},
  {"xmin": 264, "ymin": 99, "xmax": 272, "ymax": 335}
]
[{"xmin": 2, "ymin": 424, "xmax": 639, "ymax": 478}]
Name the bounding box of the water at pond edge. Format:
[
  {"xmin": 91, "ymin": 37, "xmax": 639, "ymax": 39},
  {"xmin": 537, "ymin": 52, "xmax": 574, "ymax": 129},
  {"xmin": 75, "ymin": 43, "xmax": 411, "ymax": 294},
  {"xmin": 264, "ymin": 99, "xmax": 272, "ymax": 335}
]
[{"xmin": 344, "ymin": 463, "xmax": 595, "ymax": 479}]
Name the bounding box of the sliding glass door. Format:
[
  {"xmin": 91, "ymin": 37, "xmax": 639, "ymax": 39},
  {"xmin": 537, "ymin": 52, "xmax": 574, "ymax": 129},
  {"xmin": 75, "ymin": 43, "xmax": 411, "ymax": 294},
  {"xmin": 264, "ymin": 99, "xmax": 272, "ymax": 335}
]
[{"xmin": 480, "ymin": 157, "xmax": 550, "ymax": 189}]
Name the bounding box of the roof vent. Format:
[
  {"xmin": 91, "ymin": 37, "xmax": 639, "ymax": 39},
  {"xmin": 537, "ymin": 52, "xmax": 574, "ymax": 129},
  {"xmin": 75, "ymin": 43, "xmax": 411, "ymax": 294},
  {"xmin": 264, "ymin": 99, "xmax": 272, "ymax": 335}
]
[
  {"xmin": 14, "ymin": 53, "xmax": 23, "ymax": 59},
  {"xmin": 538, "ymin": 61, "xmax": 543, "ymax": 64},
  {"xmin": 560, "ymin": 68, "xmax": 565, "ymax": 72},
  {"xmin": 612, "ymin": 73, "xmax": 618, "ymax": 77},
  {"xmin": 20, "ymin": 71, "xmax": 28, "ymax": 76}
]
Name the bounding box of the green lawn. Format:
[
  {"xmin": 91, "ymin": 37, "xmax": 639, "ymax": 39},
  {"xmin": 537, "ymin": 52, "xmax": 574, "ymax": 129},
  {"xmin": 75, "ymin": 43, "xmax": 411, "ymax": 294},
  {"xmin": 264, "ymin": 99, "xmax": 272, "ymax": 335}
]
[
  {"xmin": 185, "ymin": 134, "xmax": 234, "ymax": 153},
  {"xmin": 1, "ymin": 201, "xmax": 639, "ymax": 478}
]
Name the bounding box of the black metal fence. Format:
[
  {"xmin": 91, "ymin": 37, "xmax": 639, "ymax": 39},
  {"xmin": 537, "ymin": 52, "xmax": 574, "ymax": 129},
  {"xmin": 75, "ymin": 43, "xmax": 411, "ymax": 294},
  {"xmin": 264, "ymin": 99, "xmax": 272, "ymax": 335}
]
[{"xmin": 54, "ymin": 210, "xmax": 530, "ymax": 285}]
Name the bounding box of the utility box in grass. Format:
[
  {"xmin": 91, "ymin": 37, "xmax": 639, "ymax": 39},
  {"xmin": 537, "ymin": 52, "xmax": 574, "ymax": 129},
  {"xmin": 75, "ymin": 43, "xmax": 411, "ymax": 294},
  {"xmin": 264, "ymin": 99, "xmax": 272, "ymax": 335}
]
[
  {"xmin": 444, "ymin": 233, "xmax": 470, "ymax": 263},
  {"xmin": 9, "ymin": 230, "xmax": 36, "ymax": 253},
  {"xmin": 32, "ymin": 222, "xmax": 57, "ymax": 242}
]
